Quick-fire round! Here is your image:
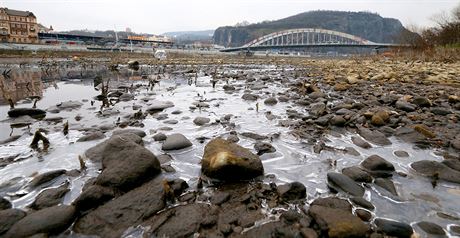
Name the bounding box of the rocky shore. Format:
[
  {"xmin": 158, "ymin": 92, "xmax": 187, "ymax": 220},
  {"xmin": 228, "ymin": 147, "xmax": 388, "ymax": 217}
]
[{"xmin": 0, "ymin": 56, "xmax": 459, "ymax": 237}]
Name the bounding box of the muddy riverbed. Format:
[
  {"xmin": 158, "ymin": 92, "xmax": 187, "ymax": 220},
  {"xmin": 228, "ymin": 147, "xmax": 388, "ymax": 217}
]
[{"xmin": 0, "ymin": 58, "xmax": 459, "ymax": 237}]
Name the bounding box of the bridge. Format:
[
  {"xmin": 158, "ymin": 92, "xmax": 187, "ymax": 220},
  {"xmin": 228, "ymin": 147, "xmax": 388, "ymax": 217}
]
[{"xmin": 220, "ymin": 28, "xmax": 405, "ymax": 52}]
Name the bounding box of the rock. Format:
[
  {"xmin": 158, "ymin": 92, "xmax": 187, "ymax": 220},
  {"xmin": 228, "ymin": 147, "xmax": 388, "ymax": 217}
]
[
  {"xmin": 146, "ymin": 101, "xmax": 174, "ymax": 112},
  {"xmin": 342, "ymin": 166, "xmax": 373, "ymax": 183},
  {"xmin": 413, "ymin": 124, "xmax": 436, "ymax": 138},
  {"xmin": 394, "ymin": 150, "xmax": 409, "ymax": 157},
  {"xmin": 311, "ymin": 197, "xmax": 351, "ymax": 211},
  {"xmin": 201, "ymin": 138, "xmax": 264, "ymax": 181},
  {"xmin": 351, "ymin": 136, "xmax": 372, "ymax": 149},
  {"xmin": 357, "ymin": 126, "xmax": 391, "ymax": 146},
  {"xmin": 0, "ymin": 135, "xmax": 21, "ymax": 145},
  {"xmin": 73, "ymin": 185, "xmax": 115, "ymax": 212},
  {"xmin": 0, "ymin": 209, "xmax": 27, "ymax": 235},
  {"xmin": 163, "ymin": 119, "xmax": 178, "ymax": 125},
  {"xmin": 162, "ymin": 133, "xmax": 193, "ymax": 150},
  {"xmin": 442, "ymin": 159, "xmax": 460, "ymax": 172},
  {"xmin": 242, "ymin": 93, "xmax": 258, "ymax": 101},
  {"xmin": 7, "ymin": 108, "xmax": 46, "ymax": 118},
  {"xmin": 374, "ymin": 218, "xmax": 413, "ymax": 238},
  {"xmin": 30, "ymin": 182, "xmax": 70, "ymax": 210},
  {"xmin": 0, "ymin": 197, "xmax": 11, "ymax": 210},
  {"xmin": 309, "ymin": 102, "xmax": 326, "ymax": 117},
  {"xmin": 95, "ymin": 136, "xmax": 161, "ymax": 191},
  {"xmin": 254, "ymin": 141, "xmax": 276, "ymax": 155},
  {"xmin": 241, "ymin": 132, "xmax": 268, "ymax": 140},
  {"xmin": 374, "ymin": 178, "xmax": 398, "ymax": 196},
  {"xmin": 309, "ymin": 205, "xmax": 370, "ymax": 238},
  {"xmin": 412, "ymin": 97, "xmax": 431, "ymax": 107},
  {"xmin": 277, "ymin": 182, "xmax": 307, "ymax": 201},
  {"xmin": 112, "ymin": 129, "xmax": 146, "ymax": 138},
  {"xmin": 411, "ymin": 160, "xmax": 460, "ymax": 184},
  {"xmin": 28, "ymin": 170, "xmax": 66, "ymax": 188},
  {"xmin": 143, "ymin": 203, "xmax": 214, "ymax": 238},
  {"xmin": 4, "ymin": 205, "xmax": 76, "ymax": 238},
  {"xmin": 73, "ymin": 177, "xmax": 166, "ymax": 238},
  {"xmin": 57, "ymin": 100, "xmax": 83, "ymax": 111},
  {"xmin": 350, "ymin": 197, "xmax": 375, "ymax": 210},
  {"xmin": 327, "ymin": 172, "xmax": 365, "ymax": 197},
  {"xmin": 264, "ymin": 97, "xmax": 278, "ymax": 105},
  {"xmin": 371, "ymin": 114, "xmax": 385, "ymax": 126},
  {"xmin": 416, "ymin": 221, "xmax": 445, "ymax": 236},
  {"xmin": 10, "ymin": 115, "xmax": 36, "ymax": 127},
  {"xmin": 193, "ymin": 117, "xmax": 211, "ymax": 126},
  {"xmin": 395, "ymin": 100, "xmax": 416, "ymax": 112},
  {"xmin": 85, "ymin": 133, "xmax": 143, "ymax": 162},
  {"xmin": 452, "ymin": 137, "xmax": 460, "ymax": 150},
  {"xmin": 119, "ymin": 93, "xmax": 134, "ymax": 101},
  {"xmin": 223, "ymin": 85, "xmax": 235, "ymax": 91},
  {"xmin": 226, "ymin": 134, "xmax": 239, "ymax": 143},
  {"xmin": 431, "ymin": 107, "xmax": 451, "ymax": 116},
  {"xmin": 361, "ymin": 155, "xmax": 395, "ymax": 172},
  {"xmin": 153, "ymin": 133, "xmax": 167, "ymax": 141},
  {"xmin": 210, "ymin": 191, "xmax": 231, "ymax": 205},
  {"xmin": 330, "ymin": 115, "xmax": 346, "ymax": 127},
  {"xmin": 356, "ymin": 209, "xmax": 372, "ymax": 221},
  {"xmin": 77, "ymin": 131, "xmax": 105, "ymax": 142}
]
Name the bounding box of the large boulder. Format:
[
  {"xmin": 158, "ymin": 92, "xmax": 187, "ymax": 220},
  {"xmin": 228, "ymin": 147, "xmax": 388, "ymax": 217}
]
[
  {"xmin": 201, "ymin": 138, "xmax": 264, "ymax": 181},
  {"xmin": 95, "ymin": 135, "xmax": 161, "ymax": 191},
  {"xmin": 327, "ymin": 172, "xmax": 364, "ymax": 197},
  {"xmin": 84, "ymin": 133, "xmax": 143, "ymax": 162},
  {"xmin": 162, "ymin": 133, "xmax": 193, "ymax": 151},
  {"xmin": 0, "ymin": 209, "xmax": 27, "ymax": 235},
  {"xmin": 4, "ymin": 205, "xmax": 76, "ymax": 238},
  {"xmin": 411, "ymin": 160, "xmax": 460, "ymax": 184},
  {"xmin": 374, "ymin": 218, "xmax": 413, "ymax": 238},
  {"xmin": 309, "ymin": 205, "xmax": 370, "ymax": 238},
  {"xmin": 29, "ymin": 182, "xmax": 70, "ymax": 210}
]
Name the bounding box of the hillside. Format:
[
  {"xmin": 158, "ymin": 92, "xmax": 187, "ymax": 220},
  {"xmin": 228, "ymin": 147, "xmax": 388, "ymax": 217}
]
[
  {"xmin": 213, "ymin": 11, "xmax": 416, "ymax": 47},
  {"xmin": 163, "ymin": 30, "xmax": 214, "ymax": 44}
]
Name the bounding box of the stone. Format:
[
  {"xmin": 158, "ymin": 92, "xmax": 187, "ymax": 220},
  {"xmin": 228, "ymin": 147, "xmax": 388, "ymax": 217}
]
[
  {"xmin": 361, "ymin": 155, "xmax": 395, "ymax": 172},
  {"xmin": 309, "ymin": 102, "xmax": 326, "ymax": 117},
  {"xmin": 356, "ymin": 209, "xmax": 372, "ymax": 222},
  {"xmin": 28, "ymin": 170, "xmax": 67, "ymax": 188},
  {"xmin": 264, "ymin": 97, "xmax": 278, "ymax": 105},
  {"xmin": 395, "ymin": 100, "xmax": 416, "ymax": 112},
  {"xmin": 394, "ymin": 150, "xmax": 409, "ymax": 157},
  {"xmin": 77, "ymin": 131, "xmax": 105, "ymax": 142},
  {"xmin": 4, "ymin": 205, "xmax": 76, "ymax": 238},
  {"xmin": 163, "ymin": 119, "xmax": 178, "ymax": 125},
  {"xmin": 330, "ymin": 115, "xmax": 346, "ymax": 127},
  {"xmin": 242, "ymin": 93, "xmax": 258, "ymax": 101},
  {"xmin": 85, "ymin": 133, "xmax": 143, "ymax": 162},
  {"xmin": 350, "ymin": 197, "xmax": 375, "ymax": 210},
  {"xmin": 30, "ymin": 182, "xmax": 70, "ymax": 210},
  {"xmin": 374, "ymin": 218, "xmax": 413, "ymax": 238},
  {"xmin": 153, "ymin": 133, "xmax": 167, "ymax": 141},
  {"xmin": 311, "ymin": 197, "xmax": 352, "ymax": 211},
  {"xmin": 0, "ymin": 197, "xmax": 12, "ymax": 210},
  {"xmin": 73, "ymin": 185, "xmax": 115, "ymax": 212},
  {"xmin": 431, "ymin": 107, "xmax": 451, "ymax": 116},
  {"xmin": 254, "ymin": 141, "xmax": 276, "ymax": 155},
  {"xmin": 201, "ymin": 138, "xmax": 264, "ymax": 181},
  {"xmin": 223, "ymin": 85, "xmax": 235, "ymax": 91},
  {"xmin": 95, "ymin": 136, "xmax": 161, "ymax": 191},
  {"xmin": 277, "ymin": 182, "xmax": 307, "ymax": 201},
  {"xmin": 8, "ymin": 108, "xmax": 46, "ymax": 118},
  {"xmin": 210, "ymin": 191, "xmax": 231, "ymax": 205},
  {"xmin": 112, "ymin": 129, "xmax": 146, "ymax": 138},
  {"xmin": 146, "ymin": 101, "xmax": 174, "ymax": 112},
  {"xmin": 412, "ymin": 97, "xmax": 431, "ymax": 107},
  {"xmin": 411, "ymin": 160, "xmax": 460, "ymax": 184},
  {"xmin": 157, "ymin": 154, "xmax": 173, "ymax": 164},
  {"xmin": 73, "ymin": 177, "xmax": 166, "ymax": 238},
  {"xmin": 162, "ymin": 133, "xmax": 193, "ymax": 150},
  {"xmin": 371, "ymin": 114, "xmax": 385, "ymax": 126},
  {"xmin": 241, "ymin": 132, "xmax": 268, "ymax": 140},
  {"xmin": 416, "ymin": 221, "xmax": 445, "ymax": 236},
  {"xmin": 342, "ymin": 166, "xmax": 373, "ymax": 183},
  {"xmin": 0, "ymin": 209, "xmax": 27, "ymax": 235},
  {"xmin": 351, "ymin": 136, "xmax": 372, "ymax": 149},
  {"xmin": 374, "ymin": 178, "xmax": 398, "ymax": 196},
  {"xmin": 327, "ymin": 172, "xmax": 365, "ymax": 197},
  {"xmin": 119, "ymin": 93, "xmax": 134, "ymax": 101},
  {"xmin": 442, "ymin": 159, "xmax": 460, "ymax": 172},
  {"xmin": 357, "ymin": 126, "xmax": 391, "ymax": 146},
  {"xmin": 193, "ymin": 117, "xmax": 211, "ymax": 126},
  {"xmin": 309, "ymin": 205, "xmax": 370, "ymax": 238},
  {"xmin": 452, "ymin": 137, "xmax": 460, "ymax": 150},
  {"xmin": 413, "ymin": 124, "xmax": 436, "ymax": 138}
]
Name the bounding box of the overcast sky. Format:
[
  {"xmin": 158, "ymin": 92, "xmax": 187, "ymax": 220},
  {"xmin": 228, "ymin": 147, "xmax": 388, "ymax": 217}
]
[{"xmin": 1, "ymin": 0, "xmax": 459, "ymax": 34}]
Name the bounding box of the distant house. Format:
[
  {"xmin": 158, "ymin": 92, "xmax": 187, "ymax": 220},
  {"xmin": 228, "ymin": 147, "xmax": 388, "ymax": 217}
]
[{"xmin": 0, "ymin": 7, "xmax": 39, "ymax": 44}]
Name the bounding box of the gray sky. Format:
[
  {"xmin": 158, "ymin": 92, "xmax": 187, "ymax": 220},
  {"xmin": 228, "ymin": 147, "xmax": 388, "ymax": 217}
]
[{"xmin": 1, "ymin": 0, "xmax": 459, "ymax": 34}]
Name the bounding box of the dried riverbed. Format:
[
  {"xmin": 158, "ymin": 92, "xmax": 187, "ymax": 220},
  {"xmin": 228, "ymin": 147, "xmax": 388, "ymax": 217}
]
[{"xmin": 0, "ymin": 57, "xmax": 459, "ymax": 237}]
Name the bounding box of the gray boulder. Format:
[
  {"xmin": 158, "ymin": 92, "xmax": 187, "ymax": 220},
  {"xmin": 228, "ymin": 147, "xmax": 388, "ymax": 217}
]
[{"xmin": 162, "ymin": 134, "xmax": 193, "ymax": 151}]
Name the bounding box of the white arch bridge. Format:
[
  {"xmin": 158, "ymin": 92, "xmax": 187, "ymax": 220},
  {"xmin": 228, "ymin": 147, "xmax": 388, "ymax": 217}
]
[{"xmin": 220, "ymin": 28, "xmax": 406, "ymax": 52}]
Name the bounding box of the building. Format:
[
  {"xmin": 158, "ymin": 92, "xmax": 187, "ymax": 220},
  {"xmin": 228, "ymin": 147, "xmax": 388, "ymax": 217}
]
[{"xmin": 0, "ymin": 7, "xmax": 39, "ymax": 43}]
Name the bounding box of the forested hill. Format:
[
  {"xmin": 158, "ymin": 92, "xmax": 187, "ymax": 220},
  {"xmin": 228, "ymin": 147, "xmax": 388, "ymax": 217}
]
[{"xmin": 213, "ymin": 10, "xmax": 416, "ymax": 47}]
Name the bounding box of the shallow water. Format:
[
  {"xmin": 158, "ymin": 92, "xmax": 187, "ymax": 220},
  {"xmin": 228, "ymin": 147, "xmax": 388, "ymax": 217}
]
[{"xmin": 0, "ymin": 64, "xmax": 459, "ymax": 237}]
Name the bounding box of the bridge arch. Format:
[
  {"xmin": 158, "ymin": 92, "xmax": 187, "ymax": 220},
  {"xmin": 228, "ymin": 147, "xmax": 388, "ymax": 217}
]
[{"xmin": 243, "ymin": 28, "xmax": 376, "ymax": 47}]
